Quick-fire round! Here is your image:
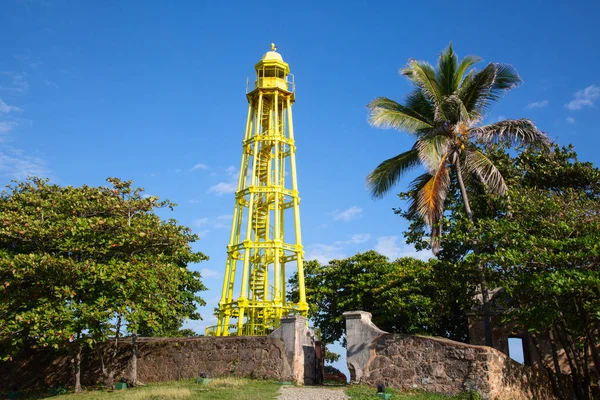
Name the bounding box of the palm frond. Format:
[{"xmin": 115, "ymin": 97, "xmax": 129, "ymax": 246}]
[
  {"xmin": 367, "ymin": 97, "xmax": 433, "ymax": 132},
  {"xmin": 492, "ymin": 63, "xmax": 522, "ymax": 92},
  {"xmin": 463, "ymin": 149, "xmax": 508, "ymax": 196},
  {"xmin": 402, "ymin": 61, "xmax": 445, "ymax": 113},
  {"xmin": 437, "ymin": 43, "xmax": 458, "ymax": 96},
  {"xmin": 416, "ymin": 153, "xmax": 450, "ymax": 227},
  {"xmin": 457, "ymin": 64, "xmax": 495, "ymax": 118},
  {"xmin": 404, "ymin": 89, "xmax": 435, "ymax": 124},
  {"xmin": 458, "ymin": 63, "xmax": 522, "ymax": 118},
  {"xmin": 405, "ymin": 172, "xmax": 433, "ymax": 218},
  {"xmin": 455, "ymin": 55, "xmax": 481, "ymax": 90},
  {"xmin": 404, "ymin": 172, "xmax": 445, "ymax": 253},
  {"xmin": 367, "ymin": 148, "xmax": 421, "ymax": 198},
  {"xmin": 416, "ymin": 135, "xmax": 452, "ymax": 173},
  {"xmin": 417, "ymin": 157, "xmax": 450, "ymax": 254},
  {"xmin": 470, "ymin": 118, "xmax": 550, "ymax": 148}
]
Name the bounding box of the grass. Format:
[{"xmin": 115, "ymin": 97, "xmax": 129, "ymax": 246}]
[
  {"xmin": 345, "ymin": 385, "xmax": 482, "ymax": 399},
  {"xmin": 7, "ymin": 380, "xmax": 483, "ymax": 400},
  {"xmin": 21, "ymin": 378, "xmax": 280, "ymax": 400}
]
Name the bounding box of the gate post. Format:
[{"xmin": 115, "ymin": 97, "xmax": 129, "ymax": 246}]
[{"xmin": 269, "ymin": 315, "xmax": 316, "ymax": 385}]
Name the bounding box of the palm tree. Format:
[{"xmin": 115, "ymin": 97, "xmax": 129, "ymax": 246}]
[{"xmin": 367, "ymin": 44, "xmax": 549, "ymax": 346}]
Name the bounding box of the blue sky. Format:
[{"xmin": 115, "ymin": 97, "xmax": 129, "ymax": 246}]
[{"xmin": 1, "ymin": 0, "xmax": 598, "ymax": 370}]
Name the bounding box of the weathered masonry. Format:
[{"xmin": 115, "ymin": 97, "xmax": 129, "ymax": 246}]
[
  {"xmin": 0, "ymin": 315, "xmax": 317, "ymax": 390},
  {"xmin": 344, "ymin": 311, "xmax": 556, "ymax": 400}
]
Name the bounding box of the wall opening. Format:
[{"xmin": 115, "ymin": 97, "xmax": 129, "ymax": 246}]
[{"xmin": 508, "ymin": 337, "xmax": 525, "ymax": 364}]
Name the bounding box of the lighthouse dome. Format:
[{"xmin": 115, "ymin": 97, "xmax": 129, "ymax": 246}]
[{"xmin": 261, "ymin": 50, "xmax": 283, "ymax": 62}]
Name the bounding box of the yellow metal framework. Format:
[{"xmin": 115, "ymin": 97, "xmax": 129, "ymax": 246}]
[{"xmin": 207, "ymin": 45, "xmax": 308, "ymax": 336}]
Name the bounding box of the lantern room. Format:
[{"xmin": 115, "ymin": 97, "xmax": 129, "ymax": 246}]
[{"xmin": 254, "ymin": 43, "xmax": 293, "ymax": 92}]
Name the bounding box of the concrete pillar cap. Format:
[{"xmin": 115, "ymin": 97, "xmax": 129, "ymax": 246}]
[{"xmin": 343, "ymin": 311, "xmax": 372, "ymax": 320}]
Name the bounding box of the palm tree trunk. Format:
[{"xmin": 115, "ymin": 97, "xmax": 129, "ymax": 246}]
[
  {"xmin": 454, "ymin": 153, "xmax": 473, "ymax": 222},
  {"xmin": 454, "ymin": 153, "xmax": 493, "ymax": 348}
]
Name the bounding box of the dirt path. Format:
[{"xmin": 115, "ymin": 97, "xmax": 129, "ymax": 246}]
[{"xmin": 278, "ymin": 386, "xmax": 349, "ymax": 400}]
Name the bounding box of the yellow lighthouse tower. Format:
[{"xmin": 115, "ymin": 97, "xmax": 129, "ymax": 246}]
[{"xmin": 208, "ymin": 44, "xmax": 308, "ymax": 336}]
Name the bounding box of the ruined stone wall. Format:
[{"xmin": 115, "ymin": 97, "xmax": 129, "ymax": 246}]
[
  {"xmin": 0, "ymin": 336, "xmax": 292, "ymax": 391},
  {"xmin": 345, "ymin": 311, "xmax": 556, "ymax": 400},
  {"xmin": 367, "ymin": 334, "xmax": 555, "ymax": 400},
  {"xmin": 131, "ymin": 336, "xmax": 292, "ymax": 382}
]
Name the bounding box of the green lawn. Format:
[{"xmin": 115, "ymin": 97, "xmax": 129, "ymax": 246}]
[
  {"xmin": 345, "ymin": 385, "xmax": 481, "ymax": 399},
  {"xmin": 8, "ymin": 380, "xmax": 482, "ymax": 400},
  {"xmin": 16, "ymin": 378, "xmax": 280, "ymax": 400}
]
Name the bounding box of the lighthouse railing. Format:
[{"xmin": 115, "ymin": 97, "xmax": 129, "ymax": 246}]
[{"xmin": 246, "ymin": 74, "xmax": 295, "ymax": 94}]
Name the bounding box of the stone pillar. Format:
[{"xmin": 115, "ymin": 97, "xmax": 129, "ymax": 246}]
[
  {"xmin": 269, "ymin": 315, "xmax": 316, "ymax": 385},
  {"xmin": 343, "ymin": 311, "xmax": 387, "ymax": 382}
]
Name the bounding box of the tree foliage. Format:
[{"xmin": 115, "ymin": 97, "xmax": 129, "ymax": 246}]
[
  {"xmin": 0, "ymin": 177, "xmax": 207, "ymax": 388},
  {"xmin": 405, "ymin": 145, "xmax": 600, "ymax": 399},
  {"xmin": 288, "ymin": 251, "xmax": 474, "ymax": 345}
]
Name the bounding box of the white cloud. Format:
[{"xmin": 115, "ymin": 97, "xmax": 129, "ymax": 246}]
[
  {"xmin": 208, "ymin": 167, "xmax": 240, "ymax": 196},
  {"xmin": 375, "ymin": 236, "xmax": 401, "ymax": 259},
  {"xmin": 225, "ymin": 166, "xmax": 237, "ymax": 177},
  {"xmin": 0, "ymin": 98, "xmax": 22, "ymax": 113},
  {"xmin": 335, "ymin": 233, "xmax": 371, "ymax": 245},
  {"xmin": 208, "ymin": 181, "xmax": 237, "ymax": 195},
  {"xmin": 0, "ymin": 121, "xmax": 18, "ymax": 134},
  {"xmin": 565, "ymin": 85, "xmax": 600, "ymax": 110},
  {"xmin": 200, "ymin": 268, "xmax": 220, "ymax": 279},
  {"xmin": 196, "ymin": 229, "xmax": 210, "ymax": 239},
  {"xmin": 193, "ymin": 217, "xmax": 209, "ymax": 227},
  {"xmin": 306, "ymin": 235, "xmax": 431, "ymax": 264},
  {"xmin": 396, "ymin": 245, "xmax": 433, "ymax": 262},
  {"xmin": 195, "ymin": 215, "xmax": 233, "ymax": 230},
  {"xmin": 526, "ymin": 100, "xmax": 548, "ymax": 109},
  {"xmin": 348, "ymin": 233, "xmax": 371, "ymax": 244},
  {"xmin": 305, "ymin": 244, "xmax": 345, "ymax": 264},
  {"xmin": 0, "ymin": 147, "xmax": 49, "ymax": 179},
  {"xmin": 374, "ymin": 236, "xmax": 432, "ymax": 261},
  {"xmin": 214, "ymin": 214, "xmax": 233, "ymax": 229},
  {"xmin": 566, "ymin": 117, "xmax": 576, "ymax": 124},
  {"xmin": 0, "ymin": 72, "xmax": 29, "ymax": 93},
  {"xmin": 191, "ymin": 163, "xmax": 209, "ymax": 171},
  {"xmin": 332, "ymin": 206, "xmax": 362, "ymax": 222},
  {"xmin": 306, "ymin": 233, "xmax": 371, "ymax": 263}
]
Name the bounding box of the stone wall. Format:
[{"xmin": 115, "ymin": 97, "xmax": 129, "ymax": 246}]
[
  {"xmin": 269, "ymin": 315, "xmax": 316, "ymax": 385},
  {"xmin": 0, "ymin": 336, "xmax": 292, "ymax": 391},
  {"xmin": 345, "ymin": 311, "xmax": 556, "ymax": 400}
]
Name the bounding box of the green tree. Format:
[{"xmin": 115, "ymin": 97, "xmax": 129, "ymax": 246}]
[
  {"xmin": 366, "ymin": 44, "xmax": 549, "ymax": 346},
  {"xmin": 433, "ymin": 144, "xmax": 600, "ymax": 399},
  {"xmin": 0, "ymin": 178, "xmax": 208, "ymax": 391},
  {"xmin": 289, "ymin": 251, "xmax": 473, "ymax": 345}
]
